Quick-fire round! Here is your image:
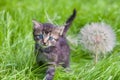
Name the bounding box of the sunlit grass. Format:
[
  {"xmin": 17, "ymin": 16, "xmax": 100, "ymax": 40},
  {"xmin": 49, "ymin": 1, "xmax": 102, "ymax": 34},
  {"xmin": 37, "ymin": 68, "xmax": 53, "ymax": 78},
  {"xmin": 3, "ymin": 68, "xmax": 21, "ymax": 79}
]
[{"xmin": 0, "ymin": 0, "xmax": 120, "ymax": 80}]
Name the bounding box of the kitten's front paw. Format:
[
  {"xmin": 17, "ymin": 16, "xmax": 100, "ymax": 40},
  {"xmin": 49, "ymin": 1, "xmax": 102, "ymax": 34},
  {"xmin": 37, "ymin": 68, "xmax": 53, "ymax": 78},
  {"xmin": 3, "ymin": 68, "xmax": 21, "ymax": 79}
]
[{"xmin": 45, "ymin": 67, "xmax": 55, "ymax": 80}]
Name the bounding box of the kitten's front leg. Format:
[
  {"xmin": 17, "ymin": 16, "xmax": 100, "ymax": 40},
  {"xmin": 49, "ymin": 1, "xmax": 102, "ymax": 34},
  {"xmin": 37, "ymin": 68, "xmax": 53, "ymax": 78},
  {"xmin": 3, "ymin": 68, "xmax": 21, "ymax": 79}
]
[
  {"xmin": 45, "ymin": 55, "xmax": 57, "ymax": 80},
  {"xmin": 45, "ymin": 66, "xmax": 55, "ymax": 80}
]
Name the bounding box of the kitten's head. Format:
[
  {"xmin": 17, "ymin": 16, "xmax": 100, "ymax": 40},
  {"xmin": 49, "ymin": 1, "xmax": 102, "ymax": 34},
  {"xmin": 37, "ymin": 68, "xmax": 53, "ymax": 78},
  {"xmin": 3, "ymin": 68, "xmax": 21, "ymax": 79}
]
[
  {"xmin": 33, "ymin": 9, "xmax": 76, "ymax": 47},
  {"xmin": 33, "ymin": 20, "xmax": 64, "ymax": 47}
]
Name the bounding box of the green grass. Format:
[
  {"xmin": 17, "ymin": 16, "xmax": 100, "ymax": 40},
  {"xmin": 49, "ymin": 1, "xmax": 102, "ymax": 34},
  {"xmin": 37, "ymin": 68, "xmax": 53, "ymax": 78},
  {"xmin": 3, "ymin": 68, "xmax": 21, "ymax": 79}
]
[{"xmin": 0, "ymin": 0, "xmax": 120, "ymax": 80}]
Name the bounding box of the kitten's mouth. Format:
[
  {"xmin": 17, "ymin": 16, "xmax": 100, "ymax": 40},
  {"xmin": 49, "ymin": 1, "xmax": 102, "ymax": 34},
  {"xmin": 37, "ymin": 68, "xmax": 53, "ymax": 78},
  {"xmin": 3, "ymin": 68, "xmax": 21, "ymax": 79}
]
[
  {"xmin": 42, "ymin": 45, "xmax": 48, "ymax": 48},
  {"xmin": 43, "ymin": 46, "xmax": 56, "ymax": 53},
  {"xmin": 43, "ymin": 45, "xmax": 55, "ymax": 48},
  {"xmin": 39, "ymin": 44, "xmax": 54, "ymax": 49},
  {"xmin": 37, "ymin": 42, "xmax": 55, "ymax": 49}
]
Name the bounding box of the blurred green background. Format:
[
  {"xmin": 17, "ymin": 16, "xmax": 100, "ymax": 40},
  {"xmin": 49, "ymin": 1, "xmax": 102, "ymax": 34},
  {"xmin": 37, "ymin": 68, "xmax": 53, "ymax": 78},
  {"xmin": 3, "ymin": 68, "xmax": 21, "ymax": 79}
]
[{"xmin": 0, "ymin": 0, "xmax": 120, "ymax": 80}]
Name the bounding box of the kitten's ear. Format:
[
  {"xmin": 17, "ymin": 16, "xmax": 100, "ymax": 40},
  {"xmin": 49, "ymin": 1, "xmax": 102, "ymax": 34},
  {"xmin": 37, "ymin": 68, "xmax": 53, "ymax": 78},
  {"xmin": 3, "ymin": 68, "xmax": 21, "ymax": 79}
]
[
  {"xmin": 32, "ymin": 20, "xmax": 43, "ymax": 30},
  {"xmin": 59, "ymin": 26, "xmax": 65, "ymax": 35}
]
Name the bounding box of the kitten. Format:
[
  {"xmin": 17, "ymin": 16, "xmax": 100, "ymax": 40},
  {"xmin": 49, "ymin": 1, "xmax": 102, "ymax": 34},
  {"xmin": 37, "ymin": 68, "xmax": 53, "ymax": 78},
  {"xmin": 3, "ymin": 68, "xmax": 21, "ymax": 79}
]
[{"xmin": 32, "ymin": 9, "xmax": 76, "ymax": 80}]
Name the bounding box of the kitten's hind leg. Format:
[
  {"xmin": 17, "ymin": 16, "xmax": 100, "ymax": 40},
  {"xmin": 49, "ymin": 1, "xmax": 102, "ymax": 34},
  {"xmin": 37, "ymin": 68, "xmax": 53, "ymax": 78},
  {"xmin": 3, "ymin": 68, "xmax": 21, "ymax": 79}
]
[
  {"xmin": 62, "ymin": 62, "xmax": 71, "ymax": 73},
  {"xmin": 62, "ymin": 56, "xmax": 70, "ymax": 68},
  {"xmin": 62, "ymin": 61, "xmax": 69, "ymax": 68},
  {"xmin": 62, "ymin": 58, "xmax": 71, "ymax": 72}
]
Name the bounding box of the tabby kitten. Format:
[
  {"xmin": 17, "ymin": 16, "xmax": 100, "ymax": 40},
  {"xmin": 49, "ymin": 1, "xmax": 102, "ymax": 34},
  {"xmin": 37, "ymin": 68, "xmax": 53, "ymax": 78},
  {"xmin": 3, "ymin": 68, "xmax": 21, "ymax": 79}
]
[{"xmin": 33, "ymin": 9, "xmax": 76, "ymax": 80}]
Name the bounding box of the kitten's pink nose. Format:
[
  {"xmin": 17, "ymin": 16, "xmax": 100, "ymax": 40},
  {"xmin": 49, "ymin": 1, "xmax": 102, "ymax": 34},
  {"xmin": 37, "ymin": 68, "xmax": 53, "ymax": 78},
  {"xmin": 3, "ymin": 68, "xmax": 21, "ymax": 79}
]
[
  {"xmin": 43, "ymin": 38, "xmax": 48, "ymax": 45},
  {"xmin": 43, "ymin": 42, "xmax": 47, "ymax": 45}
]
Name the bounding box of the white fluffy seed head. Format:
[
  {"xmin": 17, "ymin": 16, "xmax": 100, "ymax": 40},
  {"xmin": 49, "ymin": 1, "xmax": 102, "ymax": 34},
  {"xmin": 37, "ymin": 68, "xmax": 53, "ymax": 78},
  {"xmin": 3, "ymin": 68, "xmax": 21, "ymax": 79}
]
[{"xmin": 79, "ymin": 22, "xmax": 116, "ymax": 54}]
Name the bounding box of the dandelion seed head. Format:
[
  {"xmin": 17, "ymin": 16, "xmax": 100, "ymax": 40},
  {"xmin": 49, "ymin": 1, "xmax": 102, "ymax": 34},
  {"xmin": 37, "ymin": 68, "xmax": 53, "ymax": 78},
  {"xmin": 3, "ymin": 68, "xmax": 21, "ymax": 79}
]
[{"xmin": 79, "ymin": 22, "xmax": 116, "ymax": 54}]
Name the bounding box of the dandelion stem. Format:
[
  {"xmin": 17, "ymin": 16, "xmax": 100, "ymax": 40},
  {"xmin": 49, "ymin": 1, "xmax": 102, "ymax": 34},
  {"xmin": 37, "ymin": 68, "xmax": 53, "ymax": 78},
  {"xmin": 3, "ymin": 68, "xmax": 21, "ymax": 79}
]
[{"xmin": 95, "ymin": 53, "xmax": 98, "ymax": 64}]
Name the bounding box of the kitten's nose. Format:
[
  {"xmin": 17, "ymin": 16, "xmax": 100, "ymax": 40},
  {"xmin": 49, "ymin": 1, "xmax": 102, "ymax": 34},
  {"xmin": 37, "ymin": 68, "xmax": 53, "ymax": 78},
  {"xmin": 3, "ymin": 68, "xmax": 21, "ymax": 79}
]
[
  {"xmin": 43, "ymin": 39, "xmax": 48, "ymax": 45},
  {"xmin": 43, "ymin": 42, "xmax": 47, "ymax": 45}
]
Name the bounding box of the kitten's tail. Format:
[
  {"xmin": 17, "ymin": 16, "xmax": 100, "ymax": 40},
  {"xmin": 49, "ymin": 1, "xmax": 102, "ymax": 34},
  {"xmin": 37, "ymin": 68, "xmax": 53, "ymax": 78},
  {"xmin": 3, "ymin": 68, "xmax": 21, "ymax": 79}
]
[{"xmin": 63, "ymin": 9, "xmax": 76, "ymax": 35}]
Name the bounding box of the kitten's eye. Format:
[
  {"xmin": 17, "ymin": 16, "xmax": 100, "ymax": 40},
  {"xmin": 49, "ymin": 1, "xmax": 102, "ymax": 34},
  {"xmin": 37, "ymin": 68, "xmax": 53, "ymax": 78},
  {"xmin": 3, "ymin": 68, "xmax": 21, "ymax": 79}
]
[
  {"xmin": 38, "ymin": 34, "xmax": 43, "ymax": 39},
  {"xmin": 49, "ymin": 36, "xmax": 53, "ymax": 40}
]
